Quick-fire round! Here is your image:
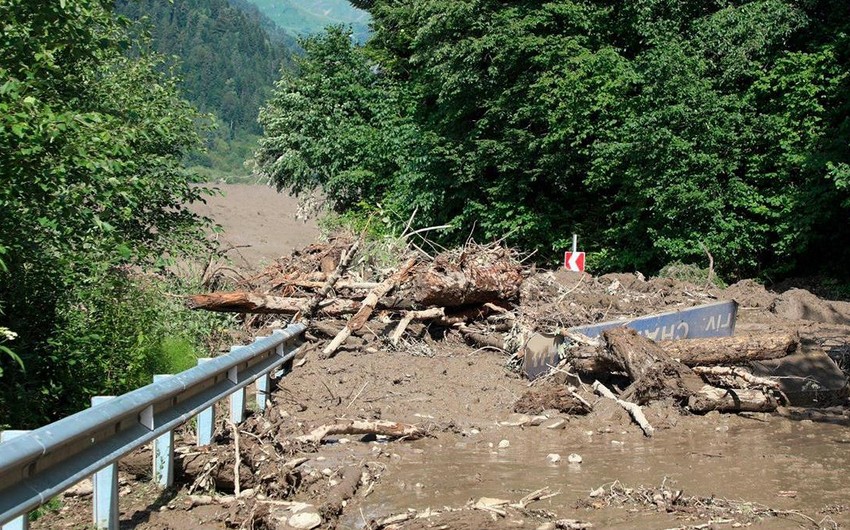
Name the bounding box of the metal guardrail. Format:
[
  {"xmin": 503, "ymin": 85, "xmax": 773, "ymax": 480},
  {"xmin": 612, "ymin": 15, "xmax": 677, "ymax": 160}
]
[{"xmin": 0, "ymin": 323, "xmax": 305, "ymax": 529}]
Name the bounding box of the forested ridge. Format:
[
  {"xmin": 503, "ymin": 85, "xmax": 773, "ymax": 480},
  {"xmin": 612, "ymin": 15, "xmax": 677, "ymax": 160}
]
[
  {"xmin": 116, "ymin": 0, "xmax": 295, "ymax": 135},
  {"xmin": 258, "ymin": 0, "xmax": 850, "ymax": 280},
  {"xmin": 114, "ymin": 0, "xmax": 298, "ymax": 179}
]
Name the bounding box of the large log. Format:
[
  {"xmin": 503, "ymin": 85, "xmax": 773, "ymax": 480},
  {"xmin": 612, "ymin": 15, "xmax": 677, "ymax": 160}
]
[
  {"xmin": 688, "ymin": 385, "xmax": 779, "ymax": 413},
  {"xmin": 296, "ymin": 419, "xmax": 426, "ymax": 444},
  {"xmin": 187, "ymin": 292, "xmax": 362, "ymax": 315},
  {"xmin": 569, "ymin": 331, "xmax": 799, "ymax": 373},
  {"xmin": 601, "ymin": 328, "xmax": 705, "ymax": 404},
  {"xmin": 399, "ymin": 249, "xmax": 523, "ymax": 307},
  {"xmin": 661, "ymin": 331, "xmax": 799, "ymax": 364}
]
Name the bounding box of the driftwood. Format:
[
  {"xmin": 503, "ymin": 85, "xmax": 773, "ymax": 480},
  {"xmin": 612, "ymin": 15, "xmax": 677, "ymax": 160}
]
[
  {"xmin": 602, "ymin": 328, "xmax": 705, "ymax": 405},
  {"xmin": 306, "ymin": 239, "xmax": 361, "ymax": 318},
  {"xmin": 692, "ymin": 366, "xmax": 781, "ymax": 391},
  {"xmin": 457, "ymin": 325, "xmax": 506, "ymax": 351},
  {"xmin": 569, "ymin": 331, "xmax": 798, "ymax": 373},
  {"xmin": 296, "ymin": 419, "xmax": 426, "ymax": 444},
  {"xmin": 592, "ymin": 380, "xmax": 654, "ymax": 437},
  {"xmin": 688, "ymin": 385, "xmax": 779, "ymax": 413},
  {"xmin": 323, "ymin": 258, "xmax": 418, "ymax": 358},
  {"xmin": 391, "ymin": 307, "xmax": 445, "ymax": 345},
  {"xmin": 187, "ymin": 292, "xmax": 362, "ymax": 316},
  {"xmin": 320, "ymin": 465, "xmax": 362, "ymax": 518}
]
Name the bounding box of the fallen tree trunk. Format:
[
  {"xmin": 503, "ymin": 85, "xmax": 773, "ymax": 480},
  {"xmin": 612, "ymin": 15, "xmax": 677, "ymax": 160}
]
[
  {"xmin": 568, "ymin": 331, "xmax": 799, "ymax": 373},
  {"xmin": 691, "ymin": 366, "xmax": 782, "ymax": 391},
  {"xmin": 398, "ymin": 249, "xmax": 523, "ymax": 307},
  {"xmin": 391, "ymin": 307, "xmax": 445, "ymax": 345},
  {"xmin": 323, "ymin": 258, "xmax": 418, "ymax": 358},
  {"xmin": 457, "ymin": 325, "xmax": 506, "ymax": 351},
  {"xmin": 688, "ymin": 385, "xmax": 779, "ymax": 413},
  {"xmin": 602, "ymin": 328, "xmax": 705, "ymax": 404},
  {"xmin": 320, "ymin": 465, "xmax": 362, "ymax": 519},
  {"xmin": 660, "ymin": 331, "xmax": 799, "ymax": 365},
  {"xmin": 296, "ymin": 419, "xmax": 426, "ymax": 444},
  {"xmin": 187, "ymin": 292, "xmax": 362, "ymax": 316}
]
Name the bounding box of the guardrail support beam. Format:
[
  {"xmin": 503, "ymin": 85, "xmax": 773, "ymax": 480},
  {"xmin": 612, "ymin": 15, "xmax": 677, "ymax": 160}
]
[
  {"xmin": 152, "ymin": 375, "xmax": 175, "ymax": 488},
  {"xmin": 255, "ymin": 373, "xmax": 270, "ymax": 412},
  {"xmin": 195, "ymin": 358, "xmax": 215, "ymax": 446},
  {"xmin": 91, "ymin": 396, "xmax": 119, "ymax": 530},
  {"xmin": 0, "ymin": 431, "xmax": 30, "ymax": 530},
  {"xmin": 228, "ymin": 346, "xmax": 246, "ymax": 423},
  {"xmin": 229, "ymin": 385, "xmax": 246, "ymax": 423}
]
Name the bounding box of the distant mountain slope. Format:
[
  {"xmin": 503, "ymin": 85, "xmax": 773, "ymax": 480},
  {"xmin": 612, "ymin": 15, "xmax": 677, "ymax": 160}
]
[
  {"xmin": 245, "ymin": 0, "xmax": 370, "ymax": 41},
  {"xmin": 117, "ymin": 0, "xmax": 296, "ymax": 135}
]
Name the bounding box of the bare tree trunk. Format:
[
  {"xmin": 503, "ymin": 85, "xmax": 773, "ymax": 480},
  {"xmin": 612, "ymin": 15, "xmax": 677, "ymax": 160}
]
[
  {"xmin": 601, "ymin": 328, "xmax": 705, "ymax": 405},
  {"xmin": 688, "ymin": 385, "xmax": 779, "ymax": 413},
  {"xmin": 187, "ymin": 292, "xmax": 361, "ymax": 316},
  {"xmin": 568, "ymin": 331, "xmax": 799, "ymax": 373},
  {"xmin": 296, "ymin": 419, "xmax": 425, "ymax": 444},
  {"xmin": 323, "ymin": 258, "xmax": 417, "ymax": 358}
]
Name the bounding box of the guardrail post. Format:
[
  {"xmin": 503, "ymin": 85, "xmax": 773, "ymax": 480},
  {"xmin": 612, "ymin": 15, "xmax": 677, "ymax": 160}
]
[
  {"xmin": 273, "ymin": 329, "xmax": 294, "ymax": 380},
  {"xmin": 256, "ymin": 372, "xmax": 270, "ymax": 412},
  {"xmin": 151, "ymin": 375, "xmax": 174, "ymax": 488},
  {"xmin": 91, "ymin": 396, "xmax": 118, "ymax": 530},
  {"xmin": 0, "ymin": 431, "xmax": 31, "ymax": 530},
  {"xmin": 196, "ymin": 358, "xmax": 214, "ymax": 446},
  {"xmin": 228, "ymin": 345, "xmax": 246, "ymax": 423}
]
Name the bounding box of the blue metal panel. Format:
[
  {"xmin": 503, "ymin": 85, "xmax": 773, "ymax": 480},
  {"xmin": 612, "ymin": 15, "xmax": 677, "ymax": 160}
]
[
  {"xmin": 522, "ymin": 300, "xmax": 738, "ymax": 380},
  {"xmin": 570, "ymin": 300, "xmax": 738, "ymax": 340}
]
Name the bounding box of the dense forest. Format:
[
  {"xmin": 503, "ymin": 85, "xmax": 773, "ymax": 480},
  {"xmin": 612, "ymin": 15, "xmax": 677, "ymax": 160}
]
[
  {"xmin": 246, "ymin": 0, "xmax": 370, "ymax": 42},
  {"xmin": 116, "ymin": 0, "xmax": 298, "ymax": 178},
  {"xmin": 117, "ymin": 0, "xmax": 294, "ymax": 135},
  {"xmin": 258, "ymin": 0, "xmax": 850, "ymax": 281}
]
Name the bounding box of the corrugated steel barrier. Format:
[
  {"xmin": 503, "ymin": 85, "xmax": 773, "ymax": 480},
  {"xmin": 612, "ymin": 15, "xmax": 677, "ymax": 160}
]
[{"xmin": 0, "ymin": 323, "xmax": 306, "ymax": 529}]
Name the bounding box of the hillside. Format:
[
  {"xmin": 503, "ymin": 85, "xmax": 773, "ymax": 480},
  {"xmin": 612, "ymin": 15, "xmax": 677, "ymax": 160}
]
[
  {"xmin": 117, "ymin": 0, "xmax": 295, "ymax": 136},
  {"xmin": 245, "ymin": 0, "xmax": 370, "ymax": 42}
]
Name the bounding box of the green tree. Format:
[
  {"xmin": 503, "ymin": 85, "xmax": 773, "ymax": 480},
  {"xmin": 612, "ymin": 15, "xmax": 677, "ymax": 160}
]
[
  {"xmin": 0, "ymin": 0, "xmax": 217, "ymax": 424},
  {"xmin": 259, "ymin": 0, "xmax": 850, "ymax": 280}
]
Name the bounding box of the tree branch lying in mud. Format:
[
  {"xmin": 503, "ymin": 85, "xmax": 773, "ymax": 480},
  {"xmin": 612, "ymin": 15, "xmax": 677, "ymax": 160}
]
[
  {"xmin": 567, "ymin": 330, "xmax": 800, "ymax": 373},
  {"xmin": 296, "ymin": 419, "xmax": 426, "ymax": 444}
]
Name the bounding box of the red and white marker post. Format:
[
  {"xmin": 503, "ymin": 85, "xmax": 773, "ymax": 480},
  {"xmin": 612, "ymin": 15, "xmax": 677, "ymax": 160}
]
[{"xmin": 564, "ymin": 234, "xmax": 585, "ymax": 272}]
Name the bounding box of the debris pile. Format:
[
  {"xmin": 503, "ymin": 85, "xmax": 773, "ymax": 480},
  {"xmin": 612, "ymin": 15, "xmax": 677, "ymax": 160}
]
[{"xmin": 189, "ymin": 235, "xmax": 834, "ymax": 439}]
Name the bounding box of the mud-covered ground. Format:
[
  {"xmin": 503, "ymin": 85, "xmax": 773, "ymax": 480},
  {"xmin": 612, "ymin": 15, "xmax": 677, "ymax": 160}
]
[{"xmin": 32, "ymin": 186, "xmax": 850, "ymax": 529}]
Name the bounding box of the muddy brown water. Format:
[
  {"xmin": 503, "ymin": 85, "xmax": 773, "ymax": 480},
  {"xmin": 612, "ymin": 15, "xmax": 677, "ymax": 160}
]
[{"xmin": 341, "ymin": 414, "xmax": 850, "ymax": 529}]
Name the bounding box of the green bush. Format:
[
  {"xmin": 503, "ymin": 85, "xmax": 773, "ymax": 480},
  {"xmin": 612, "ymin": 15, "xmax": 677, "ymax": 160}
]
[
  {"xmin": 657, "ymin": 261, "xmax": 727, "ymax": 289},
  {"xmin": 0, "ymin": 270, "xmax": 233, "ymax": 426}
]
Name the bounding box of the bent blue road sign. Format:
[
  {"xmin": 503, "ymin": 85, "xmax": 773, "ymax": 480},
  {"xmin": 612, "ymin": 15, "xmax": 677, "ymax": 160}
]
[{"xmin": 522, "ymin": 300, "xmax": 738, "ymax": 379}]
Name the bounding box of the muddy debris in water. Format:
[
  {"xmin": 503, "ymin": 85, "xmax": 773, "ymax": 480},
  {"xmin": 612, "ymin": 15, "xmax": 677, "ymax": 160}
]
[{"xmin": 580, "ymin": 480, "xmax": 837, "ymax": 529}]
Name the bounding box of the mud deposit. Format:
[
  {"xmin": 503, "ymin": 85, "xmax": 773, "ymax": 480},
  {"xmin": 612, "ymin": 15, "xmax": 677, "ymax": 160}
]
[
  {"xmin": 188, "ymin": 183, "xmax": 320, "ymax": 268},
  {"xmin": 30, "ymin": 186, "xmax": 850, "ymax": 530}
]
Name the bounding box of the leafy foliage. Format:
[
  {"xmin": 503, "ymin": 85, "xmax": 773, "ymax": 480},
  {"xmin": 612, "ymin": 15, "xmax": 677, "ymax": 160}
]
[
  {"xmin": 0, "ymin": 0, "xmax": 226, "ymax": 425},
  {"xmin": 258, "ymin": 0, "xmax": 850, "ymax": 280}
]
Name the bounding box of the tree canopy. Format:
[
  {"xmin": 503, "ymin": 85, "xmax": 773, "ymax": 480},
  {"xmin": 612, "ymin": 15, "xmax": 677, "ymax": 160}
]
[
  {"xmin": 0, "ymin": 0, "xmax": 216, "ymax": 424},
  {"xmin": 258, "ymin": 0, "xmax": 850, "ymax": 280}
]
